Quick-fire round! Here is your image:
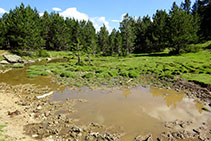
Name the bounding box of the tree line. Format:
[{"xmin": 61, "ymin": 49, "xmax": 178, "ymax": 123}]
[{"xmin": 0, "ymin": 0, "xmax": 210, "ymax": 56}]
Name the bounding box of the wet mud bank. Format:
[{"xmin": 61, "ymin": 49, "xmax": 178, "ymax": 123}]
[{"xmin": 0, "ymin": 83, "xmax": 210, "ymax": 140}]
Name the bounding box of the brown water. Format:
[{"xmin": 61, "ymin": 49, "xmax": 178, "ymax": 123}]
[
  {"xmin": 0, "ymin": 60, "xmax": 64, "ymax": 90},
  {"xmin": 51, "ymin": 86, "xmax": 211, "ymax": 140},
  {"xmin": 0, "ymin": 64, "xmax": 210, "ymax": 140}
]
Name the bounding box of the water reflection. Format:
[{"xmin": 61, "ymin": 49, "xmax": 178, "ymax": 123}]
[
  {"xmin": 51, "ymin": 86, "xmax": 210, "ymax": 140},
  {"xmin": 122, "ymin": 88, "xmax": 132, "ymax": 98}
]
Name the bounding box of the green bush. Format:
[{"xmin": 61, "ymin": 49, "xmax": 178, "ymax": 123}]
[
  {"xmin": 108, "ymin": 69, "xmax": 118, "ymax": 77},
  {"xmin": 82, "ymin": 72, "xmax": 94, "ymax": 79},
  {"xmin": 37, "ymin": 49, "xmax": 50, "ymax": 57},
  {"xmin": 40, "ymin": 71, "xmax": 49, "ymax": 76},
  {"xmin": 128, "ymin": 70, "xmax": 139, "ymax": 78},
  {"xmin": 60, "ymin": 71, "xmax": 78, "ymax": 78},
  {"xmin": 119, "ymin": 70, "xmax": 129, "ymax": 77}
]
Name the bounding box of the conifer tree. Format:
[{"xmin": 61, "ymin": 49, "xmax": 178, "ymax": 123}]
[
  {"xmin": 49, "ymin": 12, "xmax": 69, "ymax": 50},
  {"xmin": 4, "ymin": 3, "xmax": 44, "ymax": 55},
  {"xmin": 152, "ymin": 10, "xmax": 170, "ymax": 51},
  {"xmin": 120, "ymin": 14, "xmax": 136, "ymax": 56},
  {"xmin": 97, "ymin": 25, "xmax": 109, "ymax": 55},
  {"xmin": 169, "ymin": 2, "xmax": 198, "ymax": 54}
]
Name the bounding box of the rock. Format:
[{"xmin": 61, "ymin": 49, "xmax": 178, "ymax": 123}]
[
  {"xmin": 46, "ymin": 58, "xmax": 52, "ymax": 61},
  {"xmin": 0, "ymin": 60, "xmax": 10, "ymax": 64},
  {"xmin": 134, "ymin": 134, "xmax": 152, "ymax": 141},
  {"xmin": 32, "ymin": 134, "xmax": 39, "ymax": 138},
  {"xmin": 3, "ymin": 54, "xmax": 21, "ymax": 63},
  {"xmin": 8, "ymin": 110, "xmax": 21, "ymax": 117},
  {"xmin": 28, "ymin": 60, "xmax": 35, "ymax": 63},
  {"xmin": 70, "ymin": 126, "xmax": 82, "ymax": 133}
]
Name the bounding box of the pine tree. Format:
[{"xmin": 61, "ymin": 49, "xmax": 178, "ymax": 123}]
[
  {"xmin": 134, "ymin": 16, "xmax": 153, "ymax": 53},
  {"xmin": 97, "ymin": 25, "xmax": 109, "ymax": 55},
  {"xmin": 4, "ymin": 3, "xmax": 44, "ymax": 55},
  {"xmin": 114, "ymin": 31, "xmax": 122, "ymax": 56},
  {"xmin": 84, "ymin": 20, "xmax": 96, "ymax": 62},
  {"xmin": 0, "ymin": 16, "xmax": 7, "ymax": 49},
  {"xmin": 169, "ymin": 2, "xmax": 198, "ymax": 54},
  {"xmin": 152, "ymin": 10, "xmax": 170, "ymax": 52},
  {"xmin": 40, "ymin": 11, "xmax": 52, "ymax": 50},
  {"xmin": 181, "ymin": 0, "xmax": 192, "ymax": 13},
  {"xmin": 120, "ymin": 14, "xmax": 136, "ymax": 56},
  {"xmin": 108, "ymin": 29, "xmax": 117, "ymax": 55},
  {"xmin": 48, "ymin": 12, "xmax": 69, "ymax": 50},
  {"xmin": 198, "ymin": 0, "xmax": 211, "ymax": 40}
]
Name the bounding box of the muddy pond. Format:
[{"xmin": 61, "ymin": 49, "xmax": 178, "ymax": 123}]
[
  {"xmin": 0, "ymin": 66, "xmax": 210, "ymax": 140},
  {"xmin": 51, "ymin": 86, "xmax": 210, "ymax": 140}
]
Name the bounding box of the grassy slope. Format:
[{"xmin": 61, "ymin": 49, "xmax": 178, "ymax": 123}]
[{"xmin": 2, "ymin": 41, "xmax": 211, "ymax": 87}]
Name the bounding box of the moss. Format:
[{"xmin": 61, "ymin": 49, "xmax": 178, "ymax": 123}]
[
  {"xmin": 27, "ymin": 73, "xmax": 38, "ymax": 78},
  {"xmin": 12, "ymin": 64, "xmax": 24, "ymax": 68}
]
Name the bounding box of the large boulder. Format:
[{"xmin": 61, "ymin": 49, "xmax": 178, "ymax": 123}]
[{"xmin": 3, "ymin": 55, "xmax": 22, "ymax": 63}]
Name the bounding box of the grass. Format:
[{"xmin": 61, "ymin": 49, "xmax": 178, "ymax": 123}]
[
  {"xmin": 25, "ymin": 49, "xmax": 211, "ymax": 88},
  {"xmin": 0, "ymin": 124, "xmax": 8, "ymax": 141},
  {"xmin": 2, "ymin": 41, "xmax": 210, "ymax": 88}
]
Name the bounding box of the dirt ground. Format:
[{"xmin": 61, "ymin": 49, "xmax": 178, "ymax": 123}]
[{"xmin": 0, "ymin": 88, "xmax": 36, "ymax": 141}]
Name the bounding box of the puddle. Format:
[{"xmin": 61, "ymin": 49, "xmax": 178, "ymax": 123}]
[
  {"xmin": 51, "ymin": 86, "xmax": 211, "ymax": 140},
  {"xmin": 0, "ymin": 60, "xmax": 64, "ymax": 90}
]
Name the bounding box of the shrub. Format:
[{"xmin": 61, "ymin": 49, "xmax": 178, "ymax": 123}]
[
  {"xmin": 40, "ymin": 71, "xmax": 49, "ymax": 76},
  {"xmin": 82, "ymin": 72, "xmax": 94, "ymax": 79},
  {"xmin": 37, "ymin": 49, "xmax": 50, "ymax": 57},
  {"xmin": 119, "ymin": 70, "xmax": 129, "ymax": 77},
  {"xmin": 108, "ymin": 70, "xmax": 118, "ymax": 77},
  {"xmin": 60, "ymin": 71, "xmax": 78, "ymax": 78},
  {"xmin": 128, "ymin": 70, "xmax": 139, "ymax": 78}
]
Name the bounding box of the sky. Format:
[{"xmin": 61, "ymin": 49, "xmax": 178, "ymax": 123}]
[{"xmin": 0, "ymin": 0, "xmax": 196, "ymax": 32}]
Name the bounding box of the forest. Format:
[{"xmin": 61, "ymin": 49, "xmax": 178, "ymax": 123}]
[{"xmin": 0, "ymin": 0, "xmax": 210, "ymax": 57}]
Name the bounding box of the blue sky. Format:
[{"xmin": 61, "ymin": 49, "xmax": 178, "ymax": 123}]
[{"xmin": 0, "ymin": 0, "xmax": 196, "ymax": 31}]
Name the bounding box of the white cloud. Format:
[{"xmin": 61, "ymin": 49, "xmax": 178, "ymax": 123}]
[
  {"xmin": 111, "ymin": 20, "xmax": 120, "ymax": 23},
  {"xmin": 52, "ymin": 7, "xmax": 62, "ymax": 12},
  {"xmin": 121, "ymin": 13, "xmax": 127, "ymax": 20},
  {"xmin": 90, "ymin": 17, "xmax": 110, "ymax": 32},
  {"xmin": 59, "ymin": 7, "xmax": 110, "ymax": 32},
  {"xmin": 39, "ymin": 13, "xmax": 44, "ymax": 17},
  {"xmin": 60, "ymin": 7, "xmax": 89, "ymax": 21},
  {"xmin": 111, "ymin": 13, "xmax": 127, "ymax": 23},
  {"xmin": 0, "ymin": 8, "xmax": 7, "ymax": 14}
]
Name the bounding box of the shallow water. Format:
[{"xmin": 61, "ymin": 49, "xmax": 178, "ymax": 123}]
[
  {"xmin": 0, "ymin": 64, "xmax": 210, "ymax": 140},
  {"xmin": 0, "ymin": 61, "xmax": 63, "ymax": 90},
  {"xmin": 52, "ymin": 86, "xmax": 211, "ymax": 140}
]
